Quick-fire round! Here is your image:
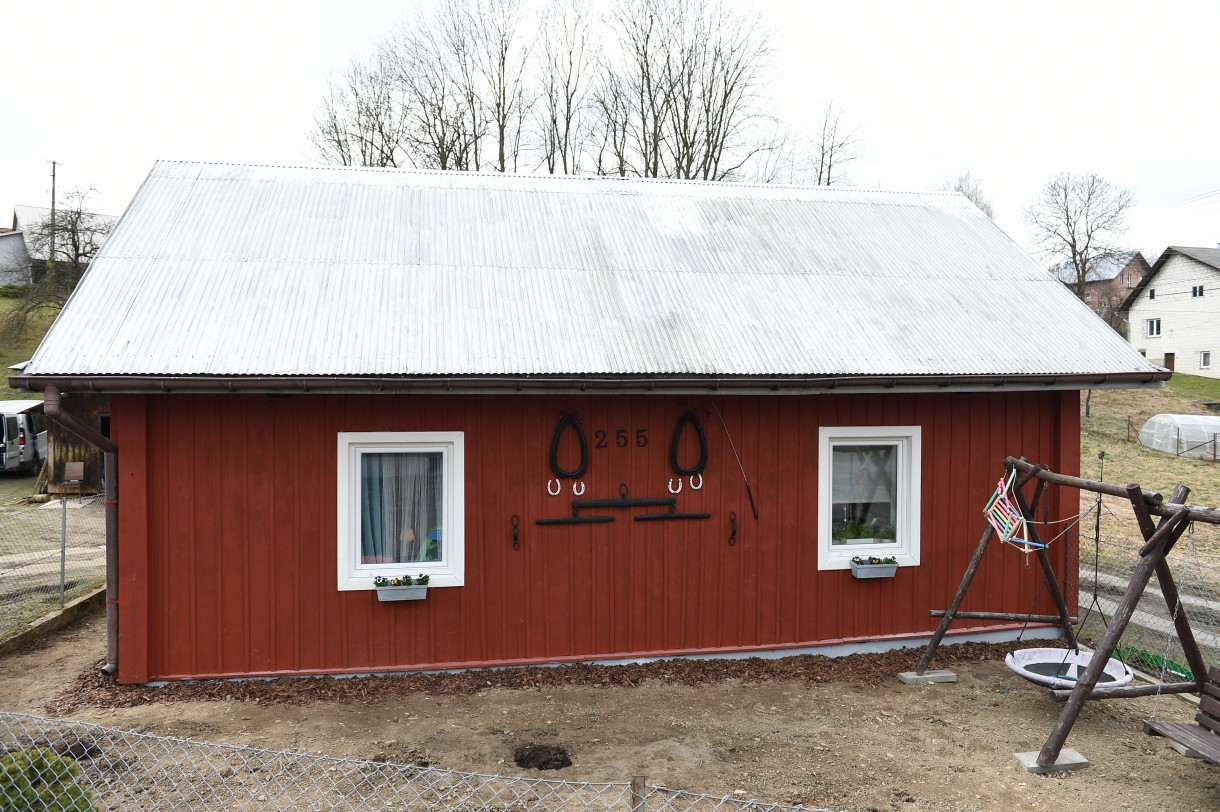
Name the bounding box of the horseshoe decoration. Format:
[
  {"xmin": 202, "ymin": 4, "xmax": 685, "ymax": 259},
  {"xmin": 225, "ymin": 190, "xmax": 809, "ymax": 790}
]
[{"xmin": 547, "ymin": 479, "xmax": 562, "ymax": 496}]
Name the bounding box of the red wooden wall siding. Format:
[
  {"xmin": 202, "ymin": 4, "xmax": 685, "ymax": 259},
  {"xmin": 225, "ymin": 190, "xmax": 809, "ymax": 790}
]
[{"xmin": 113, "ymin": 390, "xmax": 1079, "ymax": 683}]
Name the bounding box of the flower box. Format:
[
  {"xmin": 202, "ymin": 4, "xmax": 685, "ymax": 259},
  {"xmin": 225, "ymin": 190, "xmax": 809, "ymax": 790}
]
[
  {"xmin": 374, "ymin": 574, "xmax": 430, "ymax": 601},
  {"xmin": 376, "ymin": 585, "xmax": 429, "ymax": 602},
  {"xmin": 850, "ymin": 557, "xmax": 898, "ymax": 579}
]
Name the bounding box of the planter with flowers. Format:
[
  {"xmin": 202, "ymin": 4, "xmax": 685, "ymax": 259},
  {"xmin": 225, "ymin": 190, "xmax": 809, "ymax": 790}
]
[
  {"xmin": 850, "ymin": 556, "xmax": 898, "ymax": 579},
  {"xmin": 374, "ymin": 574, "xmax": 430, "ymax": 601}
]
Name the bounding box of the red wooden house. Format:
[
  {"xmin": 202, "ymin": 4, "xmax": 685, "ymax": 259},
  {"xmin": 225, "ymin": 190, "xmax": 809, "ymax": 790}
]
[{"xmin": 10, "ymin": 162, "xmax": 1168, "ymax": 684}]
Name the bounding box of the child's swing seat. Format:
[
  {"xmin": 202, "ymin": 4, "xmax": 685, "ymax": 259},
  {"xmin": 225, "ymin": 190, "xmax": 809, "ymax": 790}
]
[{"xmin": 984, "ymin": 471, "xmax": 1047, "ymax": 552}]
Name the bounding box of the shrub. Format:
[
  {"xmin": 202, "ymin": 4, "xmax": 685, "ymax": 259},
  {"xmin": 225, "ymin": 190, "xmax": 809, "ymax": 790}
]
[
  {"xmin": 0, "ymin": 284, "xmax": 28, "ymax": 298},
  {"xmin": 0, "ymin": 748, "xmax": 96, "ymax": 811}
]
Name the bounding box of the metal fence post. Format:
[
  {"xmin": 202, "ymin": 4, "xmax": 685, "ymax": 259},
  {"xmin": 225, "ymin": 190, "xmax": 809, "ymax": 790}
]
[
  {"xmin": 630, "ymin": 775, "xmax": 646, "ymax": 812},
  {"xmin": 59, "ymin": 493, "xmax": 67, "ymax": 608}
]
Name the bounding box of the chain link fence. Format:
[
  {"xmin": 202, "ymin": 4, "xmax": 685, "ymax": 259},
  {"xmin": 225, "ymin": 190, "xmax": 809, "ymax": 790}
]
[
  {"xmin": 1064, "ymin": 493, "xmax": 1220, "ymax": 681},
  {"xmin": 0, "ymin": 495, "xmax": 106, "ymax": 643},
  {"xmin": 0, "ymin": 712, "xmax": 831, "ymax": 812}
]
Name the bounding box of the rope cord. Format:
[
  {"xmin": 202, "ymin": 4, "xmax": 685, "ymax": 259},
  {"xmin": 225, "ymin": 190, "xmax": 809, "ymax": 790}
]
[{"xmin": 709, "ymin": 401, "xmax": 758, "ymax": 520}]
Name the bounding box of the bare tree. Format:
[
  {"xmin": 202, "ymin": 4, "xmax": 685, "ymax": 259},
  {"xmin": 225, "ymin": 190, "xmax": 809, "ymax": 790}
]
[
  {"xmin": 473, "ymin": 0, "xmax": 533, "ymax": 172},
  {"xmin": 310, "ymin": 0, "xmax": 783, "ymax": 181},
  {"xmin": 537, "ymin": 0, "xmax": 597, "ymax": 174},
  {"xmin": 939, "ymin": 169, "xmax": 995, "ymax": 219},
  {"xmin": 1024, "ymin": 172, "xmax": 1135, "ymax": 297},
  {"xmin": 602, "ymin": 0, "xmax": 777, "ymax": 180},
  {"xmin": 387, "ymin": 22, "xmax": 480, "ymax": 171},
  {"xmin": 810, "ymin": 101, "xmax": 858, "ymax": 186},
  {"xmin": 310, "ymin": 54, "xmax": 410, "ymax": 168},
  {"xmin": 2, "ymin": 190, "xmax": 113, "ymax": 337},
  {"xmin": 591, "ymin": 66, "xmax": 633, "ymax": 176}
]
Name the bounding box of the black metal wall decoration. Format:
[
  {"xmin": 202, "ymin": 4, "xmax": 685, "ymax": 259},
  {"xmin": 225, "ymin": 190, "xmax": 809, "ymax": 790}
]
[
  {"xmin": 669, "ymin": 410, "xmax": 709, "ymax": 476},
  {"xmin": 549, "ymin": 412, "xmax": 589, "ymax": 479}
]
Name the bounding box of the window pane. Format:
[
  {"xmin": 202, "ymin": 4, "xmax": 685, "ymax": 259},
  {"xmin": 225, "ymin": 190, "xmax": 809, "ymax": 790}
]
[
  {"xmin": 360, "ymin": 452, "xmax": 443, "ymax": 564},
  {"xmin": 830, "ymin": 444, "xmax": 897, "ymax": 545}
]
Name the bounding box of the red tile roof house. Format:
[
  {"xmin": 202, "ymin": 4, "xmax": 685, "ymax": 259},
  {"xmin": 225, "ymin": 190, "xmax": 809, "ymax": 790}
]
[{"xmin": 9, "ymin": 162, "xmax": 1168, "ymax": 684}]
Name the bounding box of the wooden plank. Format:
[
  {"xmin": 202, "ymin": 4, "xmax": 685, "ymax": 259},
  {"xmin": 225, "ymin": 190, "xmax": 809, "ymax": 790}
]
[
  {"xmin": 1144, "ymin": 720, "xmax": 1220, "ymax": 766},
  {"xmin": 930, "ymin": 610, "xmax": 1077, "ymax": 624}
]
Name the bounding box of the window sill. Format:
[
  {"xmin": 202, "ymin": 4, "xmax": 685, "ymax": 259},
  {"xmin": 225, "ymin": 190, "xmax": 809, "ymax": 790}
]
[{"xmin": 338, "ymin": 572, "xmax": 462, "ymax": 591}]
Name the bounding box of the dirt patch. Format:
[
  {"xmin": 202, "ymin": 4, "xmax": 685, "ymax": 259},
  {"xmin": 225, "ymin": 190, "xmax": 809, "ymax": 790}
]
[
  {"xmin": 514, "ymin": 743, "xmax": 573, "ymax": 770},
  {"xmin": 3, "ymin": 610, "xmax": 1217, "ymax": 811}
]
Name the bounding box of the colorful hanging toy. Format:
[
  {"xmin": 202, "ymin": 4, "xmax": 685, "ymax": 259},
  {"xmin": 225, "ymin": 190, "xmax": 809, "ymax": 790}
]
[{"xmin": 984, "ymin": 469, "xmax": 1046, "ymax": 552}]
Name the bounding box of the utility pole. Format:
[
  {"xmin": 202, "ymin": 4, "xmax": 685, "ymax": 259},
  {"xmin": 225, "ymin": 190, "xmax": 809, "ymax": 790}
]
[{"xmin": 46, "ymin": 160, "xmax": 57, "ymax": 288}]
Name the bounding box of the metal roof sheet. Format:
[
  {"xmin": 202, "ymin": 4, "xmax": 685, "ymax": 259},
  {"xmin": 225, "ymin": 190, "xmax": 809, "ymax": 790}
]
[{"xmin": 21, "ymin": 161, "xmax": 1161, "ymax": 382}]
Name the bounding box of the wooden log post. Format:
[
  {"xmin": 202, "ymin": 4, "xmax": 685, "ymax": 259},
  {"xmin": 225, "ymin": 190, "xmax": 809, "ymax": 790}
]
[
  {"xmin": 1009, "ymin": 478, "xmax": 1077, "ymax": 650},
  {"xmin": 915, "ymin": 525, "xmax": 993, "ymax": 675},
  {"xmin": 1124, "ymin": 484, "xmax": 1209, "ymax": 687},
  {"xmin": 1051, "ymin": 681, "xmax": 1199, "ymax": 702},
  {"xmin": 1035, "ymin": 491, "xmax": 1191, "ymax": 768},
  {"xmin": 915, "ymin": 465, "xmax": 1040, "ymax": 676}
]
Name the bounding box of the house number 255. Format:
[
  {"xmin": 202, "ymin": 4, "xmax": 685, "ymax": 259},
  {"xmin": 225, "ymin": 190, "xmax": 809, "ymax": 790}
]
[{"xmin": 593, "ymin": 428, "xmax": 649, "ymax": 449}]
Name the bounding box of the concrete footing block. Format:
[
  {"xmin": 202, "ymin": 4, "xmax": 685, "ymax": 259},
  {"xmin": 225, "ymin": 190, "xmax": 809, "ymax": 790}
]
[
  {"xmin": 898, "ymin": 670, "xmax": 957, "ymax": 685},
  {"xmin": 1167, "ymin": 740, "xmax": 1204, "ymax": 759},
  {"xmin": 1013, "ymin": 748, "xmax": 1090, "ymax": 774}
]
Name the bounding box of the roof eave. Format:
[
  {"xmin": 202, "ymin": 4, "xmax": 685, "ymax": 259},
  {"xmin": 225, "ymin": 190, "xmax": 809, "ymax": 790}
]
[{"xmin": 7, "ymin": 371, "xmax": 1172, "ymax": 396}]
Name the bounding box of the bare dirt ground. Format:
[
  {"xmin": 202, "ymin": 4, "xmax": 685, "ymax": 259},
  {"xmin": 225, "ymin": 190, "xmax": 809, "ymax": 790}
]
[{"xmin": 2, "ymin": 611, "xmax": 1215, "ymax": 812}]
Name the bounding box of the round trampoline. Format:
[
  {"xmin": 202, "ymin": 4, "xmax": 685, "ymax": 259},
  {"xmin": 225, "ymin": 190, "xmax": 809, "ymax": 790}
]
[{"xmin": 1005, "ymin": 648, "xmax": 1134, "ymax": 690}]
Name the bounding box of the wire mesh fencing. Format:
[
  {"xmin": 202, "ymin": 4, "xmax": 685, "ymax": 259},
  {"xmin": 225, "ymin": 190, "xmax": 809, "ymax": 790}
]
[
  {"xmin": 0, "ymin": 495, "xmax": 106, "ymax": 643},
  {"xmin": 1065, "ymin": 493, "xmax": 1220, "ymax": 681},
  {"xmin": 0, "ymin": 712, "xmax": 831, "ymax": 812}
]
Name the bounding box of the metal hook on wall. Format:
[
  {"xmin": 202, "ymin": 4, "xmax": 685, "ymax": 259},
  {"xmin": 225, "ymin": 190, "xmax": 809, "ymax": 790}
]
[
  {"xmin": 668, "ymin": 478, "xmax": 683, "ymax": 494},
  {"xmin": 572, "ymin": 480, "xmax": 586, "ymax": 496},
  {"xmin": 511, "ymin": 514, "xmax": 520, "ymax": 551},
  {"xmin": 547, "ymin": 479, "xmax": 562, "ymax": 496},
  {"xmin": 689, "ymin": 473, "xmax": 703, "ymax": 490},
  {"xmin": 728, "ymin": 511, "xmax": 737, "ymax": 546}
]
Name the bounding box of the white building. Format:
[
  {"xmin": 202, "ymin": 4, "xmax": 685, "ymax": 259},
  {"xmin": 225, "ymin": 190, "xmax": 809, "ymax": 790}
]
[{"xmin": 1121, "ymin": 246, "xmax": 1220, "ymax": 378}]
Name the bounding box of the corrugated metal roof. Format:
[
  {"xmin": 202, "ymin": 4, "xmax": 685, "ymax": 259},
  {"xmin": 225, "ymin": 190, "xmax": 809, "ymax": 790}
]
[{"xmin": 21, "ymin": 161, "xmax": 1161, "ymax": 382}]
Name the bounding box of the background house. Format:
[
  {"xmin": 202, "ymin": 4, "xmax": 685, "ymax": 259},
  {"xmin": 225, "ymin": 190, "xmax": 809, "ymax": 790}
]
[
  {"xmin": 1052, "ymin": 251, "xmax": 1150, "ymax": 336},
  {"xmin": 10, "ymin": 162, "xmax": 1166, "ymax": 685},
  {"xmin": 1120, "ymin": 246, "xmax": 1220, "ymax": 377}
]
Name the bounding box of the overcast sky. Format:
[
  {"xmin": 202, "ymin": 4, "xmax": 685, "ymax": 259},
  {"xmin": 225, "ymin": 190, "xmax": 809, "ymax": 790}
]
[{"xmin": 2, "ymin": 0, "xmax": 1217, "ymax": 261}]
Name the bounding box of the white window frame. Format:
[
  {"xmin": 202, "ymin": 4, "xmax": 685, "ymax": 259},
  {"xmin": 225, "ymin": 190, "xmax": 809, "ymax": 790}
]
[
  {"xmin": 336, "ymin": 431, "xmax": 465, "ymax": 591},
  {"xmin": 817, "ymin": 426, "xmax": 921, "ymax": 571},
  {"xmin": 1201, "ymin": 351, "xmax": 1212, "ymax": 369},
  {"xmin": 1147, "ymin": 318, "xmax": 1161, "ymax": 337}
]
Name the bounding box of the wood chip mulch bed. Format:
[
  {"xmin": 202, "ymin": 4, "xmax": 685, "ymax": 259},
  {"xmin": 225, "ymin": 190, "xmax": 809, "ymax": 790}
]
[{"xmin": 44, "ymin": 638, "xmax": 1064, "ymax": 716}]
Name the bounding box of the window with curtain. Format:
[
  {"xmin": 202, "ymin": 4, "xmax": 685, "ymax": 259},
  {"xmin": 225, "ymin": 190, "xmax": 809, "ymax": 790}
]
[
  {"xmin": 337, "ymin": 432, "xmax": 465, "ymax": 590},
  {"xmin": 360, "ymin": 452, "xmax": 443, "ymax": 564},
  {"xmin": 818, "ymin": 426, "xmax": 921, "ymax": 570}
]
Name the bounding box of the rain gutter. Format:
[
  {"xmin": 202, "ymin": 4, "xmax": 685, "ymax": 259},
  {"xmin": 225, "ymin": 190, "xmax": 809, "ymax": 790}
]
[
  {"xmin": 42, "ymin": 384, "xmax": 120, "ymax": 678},
  {"xmin": 7, "ymin": 370, "xmax": 1172, "ymax": 395}
]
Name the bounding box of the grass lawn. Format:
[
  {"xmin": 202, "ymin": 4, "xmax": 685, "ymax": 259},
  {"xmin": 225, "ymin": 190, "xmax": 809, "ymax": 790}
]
[
  {"xmin": 1, "ymin": 297, "xmax": 53, "ymax": 510},
  {"xmin": 1080, "ymin": 374, "xmax": 1220, "ymax": 574},
  {"xmin": 0, "ymin": 297, "xmax": 54, "ymax": 401}
]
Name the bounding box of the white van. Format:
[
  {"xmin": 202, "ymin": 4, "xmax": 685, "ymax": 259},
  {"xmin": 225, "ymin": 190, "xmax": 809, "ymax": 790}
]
[{"xmin": 1, "ymin": 400, "xmax": 48, "ymax": 474}]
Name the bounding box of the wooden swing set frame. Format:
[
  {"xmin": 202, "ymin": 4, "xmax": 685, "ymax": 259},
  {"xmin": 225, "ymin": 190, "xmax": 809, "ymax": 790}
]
[{"xmin": 914, "ymin": 455, "xmax": 1220, "ymax": 769}]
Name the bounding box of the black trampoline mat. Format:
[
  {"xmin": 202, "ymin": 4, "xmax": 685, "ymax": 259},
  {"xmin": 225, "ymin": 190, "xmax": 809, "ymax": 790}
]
[{"xmin": 1023, "ymin": 660, "xmax": 1121, "ymax": 683}]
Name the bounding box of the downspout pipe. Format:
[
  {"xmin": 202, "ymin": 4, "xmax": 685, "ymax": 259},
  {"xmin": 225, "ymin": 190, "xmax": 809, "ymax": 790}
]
[{"xmin": 43, "ymin": 384, "xmax": 119, "ymax": 677}]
